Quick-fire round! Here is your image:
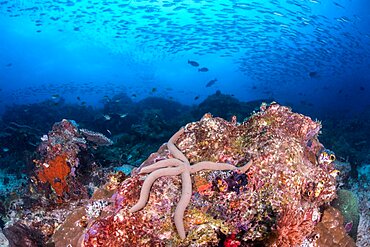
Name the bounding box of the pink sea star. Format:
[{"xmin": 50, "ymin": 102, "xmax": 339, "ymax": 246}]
[{"xmin": 129, "ymin": 127, "xmax": 252, "ymax": 239}]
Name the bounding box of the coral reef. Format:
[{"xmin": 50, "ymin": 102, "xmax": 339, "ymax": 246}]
[
  {"xmin": 129, "ymin": 127, "xmax": 252, "ymax": 239},
  {"xmin": 331, "ymin": 189, "xmax": 360, "ymax": 240},
  {"xmin": 356, "ymin": 201, "xmax": 370, "ymax": 247},
  {"xmin": 320, "ymin": 115, "xmax": 370, "ymax": 165},
  {"xmin": 1, "ymin": 119, "xmax": 117, "ymax": 246},
  {"xmin": 191, "ymin": 90, "xmax": 269, "ymax": 121},
  {"xmin": 353, "ymin": 163, "xmax": 370, "ymax": 246},
  {"xmin": 0, "ymin": 228, "xmax": 9, "ymax": 246},
  {"xmin": 333, "ymin": 161, "xmax": 352, "ymax": 188},
  {"xmin": 1, "ymin": 102, "xmax": 361, "ymax": 246},
  {"xmin": 32, "ymin": 119, "xmax": 113, "ymax": 203},
  {"xmin": 3, "ymin": 222, "xmax": 44, "ymax": 247},
  {"xmin": 311, "ymin": 206, "xmax": 356, "ymax": 247},
  {"xmin": 81, "ymin": 103, "xmax": 341, "ymax": 246}
]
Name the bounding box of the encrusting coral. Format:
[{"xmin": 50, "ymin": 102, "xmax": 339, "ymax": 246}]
[
  {"xmin": 129, "ymin": 127, "xmax": 252, "ymax": 239},
  {"xmin": 312, "ymin": 206, "xmax": 356, "ymax": 247},
  {"xmin": 331, "ymin": 189, "xmax": 360, "ymax": 240},
  {"xmin": 80, "ymin": 103, "xmax": 352, "ymax": 246},
  {"xmin": 5, "ymin": 103, "xmax": 356, "ymax": 246},
  {"xmin": 32, "ymin": 119, "xmax": 113, "ymax": 203},
  {"xmin": 36, "ymin": 154, "xmax": 71, "ymax": 197}
]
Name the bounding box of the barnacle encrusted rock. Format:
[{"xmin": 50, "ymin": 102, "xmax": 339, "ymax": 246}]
[{"xmin": 82, "ymin": 103, "xmax": 345, "ymax": 246}]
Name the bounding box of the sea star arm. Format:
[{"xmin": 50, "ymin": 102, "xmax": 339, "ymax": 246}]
[
  {"xmin": 174, "ymin": 169, "xmax": 192, "ymax": 239},
  {"xmin": 238, "ymin": 160, "xmax": 253, "ymax": 173},
  {"xmin": 139, "ymin": 159, "xmax": 183, "ymax": 174},
  {"xmin": 190, "ymin": 161, "xmax": 237, "ymax": 173},
  {"xmin": 130, "ymin": 166, "xmax": 185, "ymax": 213},
  {"xmin": 190, "ymin": 160, "xmax": 253, "ymax": 173},
  {"xmin": 168, "ymin": 127, "xmax": 189, "ymax": 163}
]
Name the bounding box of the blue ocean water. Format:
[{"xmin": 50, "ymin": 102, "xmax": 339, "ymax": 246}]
[{"xmin": 0, "ymin": 0, "xmax": 369, "ymax": 116}]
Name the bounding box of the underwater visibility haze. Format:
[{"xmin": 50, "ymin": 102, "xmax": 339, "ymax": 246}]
[
  {"xmin": 0, "ymin": 0, "xmax": 369, "ymax": 113},
  {"xmin": 0, "ymin": 0, "xmax": 369, "ymax": 246}
]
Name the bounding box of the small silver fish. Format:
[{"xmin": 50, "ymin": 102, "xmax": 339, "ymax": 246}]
[{"xmin": 103, "ymin": 115, "xmax": 111, "ymax": 120}]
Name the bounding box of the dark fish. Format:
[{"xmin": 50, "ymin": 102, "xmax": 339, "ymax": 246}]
[
  {"xmin": 5, "ymin": 63, "xmax": 12, "ymax": 67},
  {"xmin": 194, "ymin": 95, "xmax": 200, "ymax": 100},
  {"xmin": 77, "ymin": 96, "xmax": 81, "ymax": 101},
  {"xmin": 206, "ymin": 78, "xmax": 217, "ymax": 87},
  {"xmin": 151, "ymin": 87, "xmax": 157, "ymax": 93},
  {"xmin": 198, "ymin": 67, "xmax": 209, "ymax": 72},
  {"xmin": 188, "ymin": 60, "xmax": 199, "ymax": 67},
  {"xmin": 360, "ymin": 86, "xmax": 365, "ymax": 91},
  {"xmin": 309, "ymin": 71, "xmax": 318, "ymax": 78},
  {"xmin": 333, "ymin": 2, "xmax": 345, "ymax": 8},
  {"xmin": 131, "ymin": 94, "xmax": 137, "ymax": 98}
]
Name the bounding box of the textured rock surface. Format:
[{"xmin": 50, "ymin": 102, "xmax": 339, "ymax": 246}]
[
  {"xmin": 32, "ymin": 119, "xmax": 112, "ymax": 204},
  {"xmin": 3, "ymin": 223, "xmax": 44, "ymax": 247},
  {"xmin": 81, "ymin": 103, "xmax": 342, "ymax": 246},
  {"xmin": 0, "ymin": 228, "xmax": 9, "ymax": 247},
  {"xmin": 312, "ymin": 207, "xmax": 356, "ymax": 247}
]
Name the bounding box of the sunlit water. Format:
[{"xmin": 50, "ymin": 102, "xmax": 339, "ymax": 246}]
[{"xmin": 0, "ymin": 0, "xmax": 369, "ymax": 117}]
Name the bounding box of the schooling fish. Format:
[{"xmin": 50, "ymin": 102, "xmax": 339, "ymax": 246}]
[
  {"xmin": 188, "ymin": 60, "xmax": 199, "ymax": 67},
  {"xmin": 198, "ymin": 67, "xmax": 209, "ymax": 72},
  {"xmin": 103, "ymin": 114, "xmax": 111, "ymax": 121},
  {"xmin": 206, "ymin": 78, "xmax": 217, "ymax": 87}
]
